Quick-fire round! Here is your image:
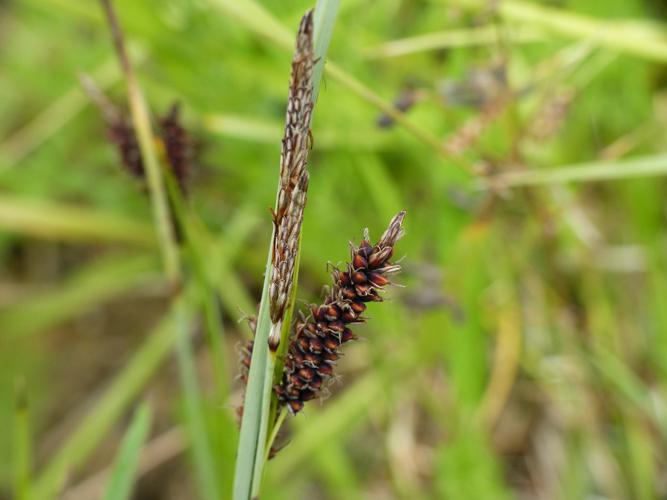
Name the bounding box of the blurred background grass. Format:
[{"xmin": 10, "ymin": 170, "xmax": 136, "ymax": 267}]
[{"xmin": 2, "ymin": 0, "xmax": 667, "ymax": 498}]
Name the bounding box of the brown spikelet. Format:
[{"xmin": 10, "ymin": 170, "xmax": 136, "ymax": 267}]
[
  {"xmin": 236, "ymin": 339, "xmax": 254, "ymax": 421},
  {"xmin": 106, "ymin": 114, "xmax": 145, "ymax": 177},
  {"xmin": 275, "ymin": 211, "xmax": 406, "ymax": 415},
  {"xmin": 159, "ymin": 102, "xmax": 192, "ymax": 193},
  {"xmin": 81, "ymin": 75, "xmax": 193, "ymax": 192},
  {"xmin": 104, "ymin": 104, "xmax": 193, "ymax": 193},
  {"xmin": 268, "ymin": 10, "xmax": 315, "ymax": 339}
]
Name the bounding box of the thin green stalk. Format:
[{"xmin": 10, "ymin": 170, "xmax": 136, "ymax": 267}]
[
  {"xmin": 449, "ymin": 0, "xmax": 667, "ymax": 62},
  {"xmin": 477, "ymin": 153, "xmax": 667, "ymax": 189},
  {"xmin": 0, "ymin": 195, "xmax": 155, "ymax": 246},
  {"xmin": 102, "ymin": 403, "xmax": 152, "ymax": 500},
  {"xmin": 311, "ymin": 0, "xmax": 339, "ymax": 102},
  {"xmin": 1, "ymin": 254, "xmax": 158, "ymax": 339},
  {"xmin": 172, "ymin": 188, "xmax": 234, "ymax": 399},
  {"xmin": 233, "ymin": 264, "xmax": 272, "ymax": 500},
  {"xmin": 0, "ymin": 57, "xmax": 122, "ymax": 170},
  {"xmin": 30, "ymin": 213, "xmax": 258, "ymax": 500},
  {"xmin": 172, "ymin": 294, "xmax": 221, "ymax": 500},
  {"xmin": 100, "ymin": 0, "xmax": 181, "ymax": 285},
  {"xmin": 30, "ymin": 301, "xmax": 180, "ymax": 500},
  {"xmin": 13, "ymin": 382, "xmax": 32, "ymax": 500},
  {"xmin": 365, "ymin": 25, "xmax": 542, "ymax": 59},
  {"xmin": 264, "ymin": 410, "xmax": 287, "ymax": 462}
]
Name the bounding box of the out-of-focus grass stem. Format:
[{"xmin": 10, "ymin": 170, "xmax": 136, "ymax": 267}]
[{"xmin": 99, "ymin": 0, "xmax": 181, "ymax": 286}]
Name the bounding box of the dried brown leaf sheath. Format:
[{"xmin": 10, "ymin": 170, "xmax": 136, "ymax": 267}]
[
  {"xmin": 275, "ymin": 211, "xmax": 406, "ymax": 414},
  {"xmin": 268, "ymin": 10, "xmax": 315, "ymax": 335}
]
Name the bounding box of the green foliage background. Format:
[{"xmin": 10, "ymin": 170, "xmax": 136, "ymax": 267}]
[{"xmin": 2, "ymin": 0, "xmax": 667, "ymax": 498}]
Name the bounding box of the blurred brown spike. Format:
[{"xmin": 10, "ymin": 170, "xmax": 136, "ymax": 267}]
[
  {"xmin": 159, "ymin": 102, "xmax": 192, "ymax": 194},
  {"xmin": 106, "ymin": 114, "xmax": 145, "ymax": 178}
]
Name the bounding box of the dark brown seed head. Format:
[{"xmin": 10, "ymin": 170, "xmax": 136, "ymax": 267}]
[
  {"xmin": 322, "ymin": 350, "xmax": 339, "ymax": 362},
  {"xmin": 324, "ymin": 305, "xmax": 340, "ymax": 321},
  {"xmin": 275, "ymin": 211, "xmax": 406, "ymax": 416},
  {"xmin": 368, "ymin": 247, "xmax": 393, "ymax": 268},
  {"xmin": 342, "ymin": 309, "xmax": 358, "ymax": 322}
]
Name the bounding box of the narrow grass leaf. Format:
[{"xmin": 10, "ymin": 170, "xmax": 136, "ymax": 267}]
[
  {"xmin": 13, "ymin": 382, "xmax": 32, "ymax": 500},
  {"xmin": 450, "ymin": 0, "xmax": 667, "ymax": 62},
  {"xmin": 478, "ymin": 153, "xmax": 667, "ymax": 188},
  {"xmin": 0, "ymin": 195, "xmax": 155, "ymax": 246},
  {"xmin": 31, "ymin": 293, "xmax": 190, "ymax": 499},
  {"xmin": 365, "ymin": 26, "xmax": 543, "ymax": 59},
  {"xmin": 1, "ymin": 254, "xmax": 159, "ymax": 339},
  {"xmin": 102, "ymin": 403, "xmax": 152, "ymax": 500},
  {"xmin": 172, "ymin": 293, "xmax": 221, "ymax": 500},
  {"xmin": 312, "ymin": 0, "xmax": 339, "ymax": 102}
]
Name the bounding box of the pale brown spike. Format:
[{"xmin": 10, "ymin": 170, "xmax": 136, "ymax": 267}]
[
  {"xmin": 378, "ymin": 210, "xmax": 406, "ymax": 248},
  {"xmin": 268, "ymin": 10, "xmax": 315, "ymax": 328}
]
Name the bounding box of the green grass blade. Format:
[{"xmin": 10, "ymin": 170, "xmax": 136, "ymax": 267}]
[
  {"xmin": 449, "ymin": 0, "xmax": 667, "ymax": 62},
  {"xmin": 13, "ymin": 382, "xmax": 32, "ymax": 500},
  {"xmin": 172, "ymin": 294, "xmax": 221, "ymax": 500},
  {"xmin": 102, "ymin": 403, "xmax": 152, "ymax": 500},
  {"xmin": 0, "ymin": 57, "xmax": 119, "ymax": 170},
  {"xmin": 365, "ymin": 26, "xmax": 542, "ymax": 59},
  {"xmin": 30, "ymin": 298, "xmax": 184, "ymax": 499},
  {"xmin": 0, "ymin": 195, "xmax": 155, "ymax": 246},
  {"xmin": 477, "ymin": 153, "xmax": 667, "ymax": 188},
  {"xmin": 312, "ymin": 0, "xmax": 339, "ymax": 103},
  {"xmin": 1, "ymin": 254, "xmax": 159, "ymax": 339},
  {"xmin": 233, "ymin": 266, "xmax": 272, "ymax": 500}
]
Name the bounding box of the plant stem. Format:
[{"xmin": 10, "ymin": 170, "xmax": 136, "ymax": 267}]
[
  {"xmin": 476, "ymin": 153, "xmax": 667, "ymax": 189},
  {"xmin": 99, "ymin": 0, "xmax": 181, "ymax": 286},
  {"xmin": 233, "ymin": 3, "xmax": 339, "ymax": 499}
]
